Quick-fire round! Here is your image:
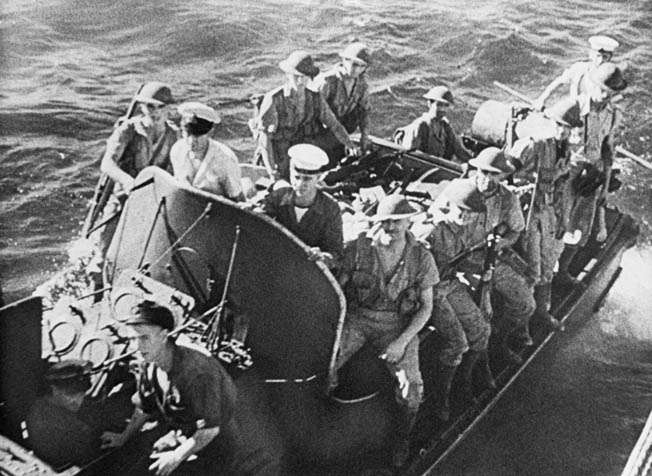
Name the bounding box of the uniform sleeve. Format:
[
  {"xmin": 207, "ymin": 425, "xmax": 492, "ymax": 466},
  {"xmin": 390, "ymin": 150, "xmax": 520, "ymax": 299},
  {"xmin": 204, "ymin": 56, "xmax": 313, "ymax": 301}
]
[
  {"xmin": 358, "ymin": 79, "xmax": 371, "ymax": 132},
  {"xmin": 450, "ymin": 127, "xmax": 472, "ymax": 162},
  {"xmin": 104, "ymin": 120, "xmax": 135, "ymax": 167},
  {"xmin": 418, "ymin": 245, "xmax": 440, "ymax": 289},
  {"xmin": 220, "ymin": 147, "xmax": 244, "ymax": 199},
  {"xmin": 186, "ymin": 373, "xmax": 226, "ymax": 429},
  {"xmin": 254, "ymin": 92, "xmax": 278, "ymax": 136},
  {"xmin": 559, "ymin": 62, "xmax": 586, "ymax": 84},
  {"xmin": 505, "ymin": 191, "xmax": 526, "ymax": 233},
  {"xmin": 314, "ymin": 74, "xmax": 333, "ymax": 103},
  {"xmin": 319, "ymin": 201, "xmax": 344, "ymax": 265},
  {"xmin": 170, "ymin": 140, "xmax": 190, "ymax": 182},
  {"xmin": 400, "ymin": 119, "xmax": 427, "ymax": 151},
  {"xmin": 318, "ymin": 94, "xmax": 352, "ymax": 147}
]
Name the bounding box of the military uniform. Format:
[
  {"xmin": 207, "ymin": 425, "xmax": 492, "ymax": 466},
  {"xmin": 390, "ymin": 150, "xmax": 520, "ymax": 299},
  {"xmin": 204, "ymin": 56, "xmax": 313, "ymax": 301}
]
[
  {"xmin": 453, "ymin": 178, "xmax": 535, "ymax": 332},
  {"xmin": 96, "ymin": 116, "xmax": 179, "ymax": 254},
  {"xmin": 313, "ymin": 66, "xmax": 370, "ymax": 163},
  {"xmin": 337, "ymin": 231, "xmax": 438, "ymax": 411},
  {"xmin": 171, "ymin": 138, "xmax": 243, "ymax": 199},
  {"xmin": 315, "ymin": 66, "xmax": 370, "ymax": 134},
  {"xmin": 253, "ymin": 86, "xmax": 352, "ymax": 179},
  {"xmin": 131, "ymin": 343, "xmax": 278, "ymax": 476},
  {"xmin": 566, "ymin": 97, "xmax": 621, "ymax": 246},
  {"xmin": 509, "ymin": 136, "xmax": 570, "ymax": 285},
  {"xmin": 397, "ymin": 114, "xmax": 471, "ymax": 163},
  {"xmin": 261, "ymin": 187, "xmax": 343, "ymax": 268},
  {"xmin": 424, "ymin": 220, "xmax": 490, "ymax": 367}
]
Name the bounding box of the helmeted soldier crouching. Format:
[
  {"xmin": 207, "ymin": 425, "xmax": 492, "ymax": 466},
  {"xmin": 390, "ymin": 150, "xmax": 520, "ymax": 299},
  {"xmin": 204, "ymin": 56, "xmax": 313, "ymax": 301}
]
[{"xmin": 416, "ymin": 180, "xmax": 493, "ymax": 422}]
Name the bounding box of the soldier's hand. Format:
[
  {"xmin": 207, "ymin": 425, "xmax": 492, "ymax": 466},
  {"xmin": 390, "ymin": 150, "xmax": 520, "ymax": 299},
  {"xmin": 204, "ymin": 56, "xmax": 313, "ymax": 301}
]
[
  {"xmin": 100, "ymin": 431, "xmax": 129, "ymax": 449},
  {"xmin": 149, "ymin": 450, "xmax": 184, "ymax": 476},
  {"xmin": 346, "ymin": 145, "xmax": 362, "ymax": 157},
  {"xmin": 380, "ymin": 339, "xmax": 407, "ymax": 364}
]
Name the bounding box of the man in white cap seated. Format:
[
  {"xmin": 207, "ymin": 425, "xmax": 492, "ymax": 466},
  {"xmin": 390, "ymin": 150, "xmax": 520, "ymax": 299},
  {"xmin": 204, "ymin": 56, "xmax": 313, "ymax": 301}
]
[
  {"xmin": 535, "ymin": 35, "xmax": 620, "ymax": 109},
  {"xmin": 453, "ymin": 147, "xmax": 536, "ymax": 365},
  {"xmin": 314, "ymin": 42, "xmax": 372, "ymax": 162},
  {"xmin": 395, "ymin": 85, "xmax": 471, "ymax": 163},
  {"xmin": 171, "ymin": 102, "xmax": 245, "ymax": 202},
  {"xmin": 260, "ymin": 143, "xmax": 343, "ymax": 269},
  {"xmin": 251, "ymin": 50, "xmax": 358, "ymax": 180},
  {"xmin": 334, "ymin": 194, "xmax": 437, "ymax": 467}
]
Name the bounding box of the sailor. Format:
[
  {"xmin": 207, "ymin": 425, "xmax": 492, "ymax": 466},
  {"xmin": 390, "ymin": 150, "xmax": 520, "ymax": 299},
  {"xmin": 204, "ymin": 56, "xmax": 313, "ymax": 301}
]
[
  {"xmin": 394, "ymin": 85, "xmax": 472, "ymax": 163},
  {"xmin": 259, "ymin": 143, "xmax": 343, "ymax": 269},
  {"xmin": 100, "ymin": 301, "xmax": 278, "ymax": 476},
  {"xmin": 96, "ymin": 81, "xmax": 179, "ymax": 255},
  {"xmin": 170, "ymin": 102, "xmax": 244, "ymax": 201},
  {"xmin": 251, "ymin": 50, "xmax": 358, "ymax": 180},
  {"xmin": 313, "ymin": 42, "xmax": 372, "ymax": 164},
  {"xmin": 506, "ymin": 98, "xmax": 583, "ymax": 330},
  {"xmin": 418, "ymin": 180, "xmax": 493, "ymax": 421},
  {"xmin": 455, "ymin": 147, "xmax": 536, "ymax": 365},
  {"xmin": 535, "ymin": 35, "xmax": 619, "ymax": 109},
  {"xmin": 26, "ymin": 359, "xmax": 101, "ymax": 468},
  {"xmin": 335, "ymin": 195, "xmax": 438, "ymax": 467},
  {"xmin": 556, "ymin": 62, "xmax": 627, "ymax": 286}
]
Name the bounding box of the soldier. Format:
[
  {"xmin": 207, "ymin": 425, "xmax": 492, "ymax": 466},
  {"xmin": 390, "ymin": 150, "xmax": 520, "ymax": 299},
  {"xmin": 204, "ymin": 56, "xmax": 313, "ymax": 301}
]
[
  {"xmin": 26, "ymin": 360, "xmax": 101, "ymax": 468},
  {"xmin": 252, "ymin": 50, "xmax": 358, "ymax": 180},
  {"xmin": 506, "ymin": 98, "xmax": 583, "ymax": 330},
  {"xmin": 314, "ymin": 42, "xmax": 372, "ymax": 164},
  {"xmin": 101, "ymin": 301, "xmax": 278, "ymax": 476},
  {"xmin": 335, "ymin": 195, "xmax": 438, "ymax": 467},
  {"xmin": 417, "ymin": 180, "xmax": 493, "ymax": 421},
  {"xmin": 556, "ymin": 62, "xmax": 627, "ymax": 285},
  {"xmin": 260, "ymin": 144, "xmax": 343, "ymax": 270},
  {"xmin": 94, "ymin": 82, "xmax": 179, "ymax": 257},
  {"xmin": 171, "ymin": 102, "xmax": 244, "ymax": 201},
  {"xmin": 455, "ymin": 147, "xmax": 536, "ymax": 365},
  {"xmin": 395, "ymin": 85, "xmax": 472, "ymax": 163},
  {"xmin": 535, "ymin": 35, "xmax": 619, "ymax": 109}
]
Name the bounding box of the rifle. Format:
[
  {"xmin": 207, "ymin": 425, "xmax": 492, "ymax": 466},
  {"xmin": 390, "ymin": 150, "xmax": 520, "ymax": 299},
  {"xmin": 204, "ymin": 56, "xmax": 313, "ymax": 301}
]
[
  {"xmin": 81, "ymin": 83, "xmax": 145, "ymax": 238},
  {"xmin": 475, "ymin": 225, "xmax": 501, "ymax": 321}
]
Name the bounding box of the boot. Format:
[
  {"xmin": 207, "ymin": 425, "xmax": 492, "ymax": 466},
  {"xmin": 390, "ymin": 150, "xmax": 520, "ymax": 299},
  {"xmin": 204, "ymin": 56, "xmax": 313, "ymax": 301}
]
[
  {"xmin": 432, "ymin": 364, "xmax": 457, "ymax": 422},
  {"xmin": 534, "ymin": 284, "xmax": 565, "ymax": 331},
  {"xmin": 497, "ymin": 330, "xmax": 523, "ymax": 366},
  {"xmin": 474, "ymin": 349, "xmax": 496, "ymax": 391},
  {"xmin": 555, "ymin": 246, "xmax": 579, "ymax": 287},
  {"xmin": 392, "ymin": 407, "xmax": 418, "ymax": 468},
  {"xmin": 455, "ymin": 351, "xmax": 480, "ymax": 406},
  {"xmin": 512, "ymin": 321, "xmax": 534, "ymax": 348}
]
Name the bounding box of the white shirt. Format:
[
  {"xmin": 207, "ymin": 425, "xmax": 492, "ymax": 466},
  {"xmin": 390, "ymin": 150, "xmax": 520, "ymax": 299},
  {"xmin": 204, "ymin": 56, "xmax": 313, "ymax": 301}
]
[{"xmin": 171, "ymin": 139, "xmax": 243, "ymax": 199}]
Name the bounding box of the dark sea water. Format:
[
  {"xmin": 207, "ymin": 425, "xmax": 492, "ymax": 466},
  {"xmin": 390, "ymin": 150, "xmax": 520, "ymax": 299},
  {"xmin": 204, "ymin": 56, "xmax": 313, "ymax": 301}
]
[{"xmin": 1, "ymin": 1, "xmax": 651, "ymax": 474}]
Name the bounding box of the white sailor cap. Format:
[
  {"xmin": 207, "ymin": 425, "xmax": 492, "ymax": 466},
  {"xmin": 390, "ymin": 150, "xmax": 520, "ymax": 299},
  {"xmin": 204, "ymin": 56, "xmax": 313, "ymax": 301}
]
[
  {"xmin": 288, "ymin": 144, "xmax": 329, "ymax": 174},
  {"xmin": 588, "ymin": 35, "xmax": 619, "ymax": 53},
  {"xmin": 177, "ymin": 101, "xmax": 221, "ymax": 124}
]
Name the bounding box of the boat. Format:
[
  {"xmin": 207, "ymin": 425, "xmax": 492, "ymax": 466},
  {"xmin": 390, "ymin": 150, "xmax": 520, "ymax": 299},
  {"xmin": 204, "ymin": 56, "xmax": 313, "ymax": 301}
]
[{"xmin": 0, "ymin": 122, "xmax": 639, "ymax": 475}]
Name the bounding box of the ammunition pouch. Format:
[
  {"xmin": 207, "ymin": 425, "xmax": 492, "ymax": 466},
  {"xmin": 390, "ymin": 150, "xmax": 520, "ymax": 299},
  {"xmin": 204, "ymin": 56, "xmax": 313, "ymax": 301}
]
[
  {"xmin": 572, "ymin": 164, "xmax": 621, "ymax": 196},
  {"xmin": 397, "ymin": 285, "xmax": 422, "ymax": 319},
  {"xmin": 572, "ymin": 163, "xmax": 602, "ymax": 197}
]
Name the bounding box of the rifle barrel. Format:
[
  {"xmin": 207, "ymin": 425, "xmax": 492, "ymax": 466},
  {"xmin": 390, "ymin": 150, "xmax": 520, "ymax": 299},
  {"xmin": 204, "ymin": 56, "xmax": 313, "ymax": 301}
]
[{"xmin": 615, "ymin": 146, "xmax": 652, "ymax": 172}]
